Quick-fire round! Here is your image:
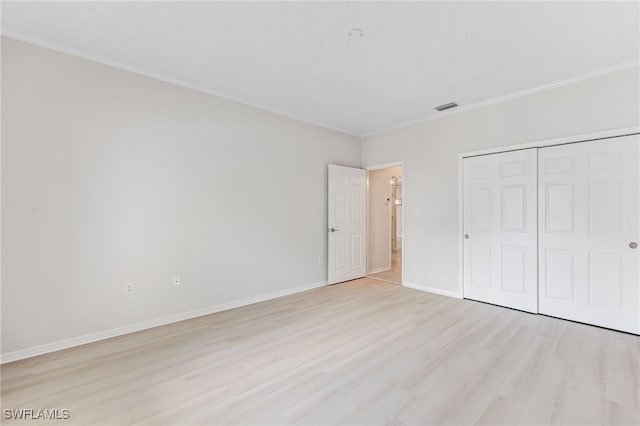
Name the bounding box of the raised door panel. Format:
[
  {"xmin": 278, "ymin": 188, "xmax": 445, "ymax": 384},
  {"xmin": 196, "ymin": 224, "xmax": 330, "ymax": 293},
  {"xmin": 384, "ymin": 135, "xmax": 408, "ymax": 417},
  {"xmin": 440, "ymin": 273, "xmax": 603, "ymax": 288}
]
[
  {"xmin": 335, "ymin": 235, "xmax": 347, "ymax": 271},
  {"xmin": 545, "ymin": 183, "xmax": 574, "ymax": 233},
  {"xmin": 470, "ymin": 244, "xmax": 492, "ymax": 288},
  {"xmin": 588, "ymin": 181, "xmax": 623, "ymax": 236},
  {"xmin": 544, "ymin": 249, "xmax": 575, "ymax": 301},
  {"xmin": 588, "ymin": 252, "xmax": 623, "ymax": 309},
  {"xmin": 470, "ymin": 189, "xmax": 492, "ymax": 231},
  {"xmin": 501, "ymin": 185, "xmax": 527, "ymax": 232},
  {"xmin": 501, "ymin": 246, "xmax": 526, "ymax": 293}
]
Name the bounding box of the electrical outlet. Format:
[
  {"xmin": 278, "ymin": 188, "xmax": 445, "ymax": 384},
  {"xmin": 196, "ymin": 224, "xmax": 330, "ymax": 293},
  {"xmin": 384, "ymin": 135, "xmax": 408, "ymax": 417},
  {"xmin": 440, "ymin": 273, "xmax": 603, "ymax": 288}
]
[
  {"xmin": 125, "ymin": 283, "xmax": 134, "ymax": 295},
  {"xmin": 414, "ymin": 208, "xmax": 422, "ymax": 216},
  {"xmin": 172, "ymin": 276, "xmax": 181, "ymax": 287},
  {"xmin": 431, "ymin": 258, "xmax": 438, "ymax": 268}
]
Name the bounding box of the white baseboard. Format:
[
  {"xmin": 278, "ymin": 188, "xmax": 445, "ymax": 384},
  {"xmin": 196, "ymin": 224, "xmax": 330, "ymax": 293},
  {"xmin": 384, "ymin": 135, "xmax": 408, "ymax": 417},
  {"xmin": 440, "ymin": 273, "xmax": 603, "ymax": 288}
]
[
  {"xmin": 1, "ymin": 280, "xmax": 328, "ymax": 364},
  {"xmin": 368, "ymin": 266, "xmax": 391, "ymax": 274},
  {"xmin": 403, "ymin": 282, "xmax": 463, "ymax": 299}
]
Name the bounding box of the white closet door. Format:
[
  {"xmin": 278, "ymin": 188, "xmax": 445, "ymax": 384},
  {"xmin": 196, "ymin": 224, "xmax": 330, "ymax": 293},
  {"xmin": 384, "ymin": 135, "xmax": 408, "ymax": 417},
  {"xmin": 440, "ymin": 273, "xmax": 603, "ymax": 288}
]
[
  {"xmin": 538, "ymin": 135, "xmax": 639, "ymax": 334},
  {"xmin": 463, "ymin": 149, "xmax": 538, "ymax": 313}
]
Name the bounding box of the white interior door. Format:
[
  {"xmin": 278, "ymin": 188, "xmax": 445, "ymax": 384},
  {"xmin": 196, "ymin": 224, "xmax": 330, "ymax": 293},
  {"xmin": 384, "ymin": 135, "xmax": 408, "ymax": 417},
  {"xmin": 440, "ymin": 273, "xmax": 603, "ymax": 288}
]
[
  {"xmin": 463, "ymin": 149, "xmax": 538, "ymax": 313},
  {"xmin": 328, "ymin": 164, "xmax": 366, "ymax": 284},
  {"xmin": 539, "ymin": 135, "xmax": 639, "ymax": 334}
]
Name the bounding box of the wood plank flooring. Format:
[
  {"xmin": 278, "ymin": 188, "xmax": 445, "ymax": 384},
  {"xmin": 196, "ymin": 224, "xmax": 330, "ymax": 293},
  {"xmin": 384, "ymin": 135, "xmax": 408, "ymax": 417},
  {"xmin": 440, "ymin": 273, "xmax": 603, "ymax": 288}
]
[
  {"xmin": 1, "ymin": 278, "xmax": 639, "ymax": 425},
  {"xmin": 368, "ymin": 249, "xmax": 402, "ymax": 284}
]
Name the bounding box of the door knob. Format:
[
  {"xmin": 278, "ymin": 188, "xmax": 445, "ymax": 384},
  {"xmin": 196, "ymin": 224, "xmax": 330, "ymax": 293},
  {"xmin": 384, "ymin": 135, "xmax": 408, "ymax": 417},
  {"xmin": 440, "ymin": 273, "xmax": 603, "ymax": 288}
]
[
  {"xmin": 464, "ymin": 234, "xmax": 470, "ymax": 239},
  {"xmin": 630, "ymin": 242, "xmax": 638, "ymax": 249},
  {"xmin": 329, "ymin": 228, "xmax": 340, "ymax": 233}
]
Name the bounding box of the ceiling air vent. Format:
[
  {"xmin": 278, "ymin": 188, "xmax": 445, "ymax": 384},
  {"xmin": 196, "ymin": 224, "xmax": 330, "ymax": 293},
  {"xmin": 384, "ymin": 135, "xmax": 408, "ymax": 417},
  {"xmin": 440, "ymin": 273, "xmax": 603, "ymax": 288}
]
[{"xmin": 435, "ymin": 102, "xmax": 459, "ymax": 112}]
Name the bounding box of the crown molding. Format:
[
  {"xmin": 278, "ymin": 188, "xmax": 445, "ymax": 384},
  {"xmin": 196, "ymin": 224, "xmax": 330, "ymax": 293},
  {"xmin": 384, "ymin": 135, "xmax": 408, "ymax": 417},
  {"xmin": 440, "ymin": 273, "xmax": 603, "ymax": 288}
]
[
  {"xmin": 1, "ymin": 30, "xmax": 360, "ymax": 138},
  {"xmin": 3, "ymin": 30, "xmax": 638, "ymax": 140},
  {"xmin": 362, "ymin": 60, "xmax": 640, "ymax": 138}
]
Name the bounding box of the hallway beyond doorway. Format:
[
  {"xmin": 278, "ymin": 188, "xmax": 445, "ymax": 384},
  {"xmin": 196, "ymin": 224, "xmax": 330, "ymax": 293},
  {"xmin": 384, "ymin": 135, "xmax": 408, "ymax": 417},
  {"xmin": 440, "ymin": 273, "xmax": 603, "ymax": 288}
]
[
  {"xmin": 369, "ymin": 248, "xmax": 402, "ymax": 284},
  {"xmin": 366, "ymin": 164, "xmax": 403, "ymax": 285}
]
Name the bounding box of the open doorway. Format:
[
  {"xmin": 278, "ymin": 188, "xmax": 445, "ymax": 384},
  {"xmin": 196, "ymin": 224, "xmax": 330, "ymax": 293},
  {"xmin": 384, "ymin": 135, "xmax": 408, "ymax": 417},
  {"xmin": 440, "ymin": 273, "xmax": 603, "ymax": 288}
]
[{"xmin": 367, "ymin": 165, "xmax": 403, "ymax": 284}]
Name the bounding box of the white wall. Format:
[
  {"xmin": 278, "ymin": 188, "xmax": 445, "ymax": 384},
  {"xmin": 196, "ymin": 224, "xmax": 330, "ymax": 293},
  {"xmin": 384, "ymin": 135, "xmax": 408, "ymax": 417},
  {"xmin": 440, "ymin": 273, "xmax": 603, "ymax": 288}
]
[
  {"xmin": 1, "ymin": 37, "xmax": 361, "ymax": 356},
  {"xmin": 3, "ymin": 36, "xmax": 638, "ymax": 359},
  {"xmin": 362, "ymin": 66, "xmax": 640, "ymax": 294}
]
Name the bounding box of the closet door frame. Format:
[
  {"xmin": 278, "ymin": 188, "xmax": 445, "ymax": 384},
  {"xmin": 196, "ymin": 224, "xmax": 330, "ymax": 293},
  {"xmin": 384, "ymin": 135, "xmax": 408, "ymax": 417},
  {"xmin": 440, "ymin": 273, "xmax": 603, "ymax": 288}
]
[{"xmin": 457, "ymin": 126, "xmax": 639, "ymax": 302}]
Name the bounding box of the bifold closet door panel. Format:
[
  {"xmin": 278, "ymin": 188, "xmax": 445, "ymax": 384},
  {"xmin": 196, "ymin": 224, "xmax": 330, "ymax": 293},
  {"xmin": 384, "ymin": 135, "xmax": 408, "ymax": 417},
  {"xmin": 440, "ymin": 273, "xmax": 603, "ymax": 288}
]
[
  {"xmin": 538, "ymin": 135, "xmax": 640, "ymax": 334},
  {"xmin": 463, "ymin": 149, "xmax": 538, "ymax": 313}
]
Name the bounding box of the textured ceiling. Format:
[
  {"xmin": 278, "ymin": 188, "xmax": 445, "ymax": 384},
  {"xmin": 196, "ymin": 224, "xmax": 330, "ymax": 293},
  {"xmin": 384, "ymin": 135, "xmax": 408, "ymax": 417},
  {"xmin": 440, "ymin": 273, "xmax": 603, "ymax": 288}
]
[{"xmin": 2, "ymin": 1, "xmax": 639, "ymax": 136}]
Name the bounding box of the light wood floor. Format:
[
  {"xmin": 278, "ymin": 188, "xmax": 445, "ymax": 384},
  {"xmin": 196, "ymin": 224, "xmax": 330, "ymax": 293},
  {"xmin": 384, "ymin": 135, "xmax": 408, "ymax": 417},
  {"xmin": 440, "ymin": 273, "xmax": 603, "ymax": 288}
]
[
  {"xmin": 368, "ymin": 249, "xmax": 402, "ymax": 284},
  {"xmin": 2, "ymin": 278, "xmax": 639, "ymax": 425}
]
